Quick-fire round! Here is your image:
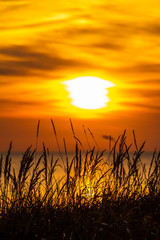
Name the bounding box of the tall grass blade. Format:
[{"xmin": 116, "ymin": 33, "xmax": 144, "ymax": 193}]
[
  {"xmin": 36, "ymin": 120, "xmax": 40, "ymax": 150},
  {"xmin": 51, "ymin": 118, "xmax": 65, "ymax": 169}
]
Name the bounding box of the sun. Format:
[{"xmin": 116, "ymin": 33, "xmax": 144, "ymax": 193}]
[{"xmin": 63, "ymin": 76, "xmax": 115, "ymax": 109}]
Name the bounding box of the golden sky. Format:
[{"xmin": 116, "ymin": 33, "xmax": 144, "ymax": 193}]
[{"xmin": 0, "ymin": 0, "xmax": 160, "ymax": 151}]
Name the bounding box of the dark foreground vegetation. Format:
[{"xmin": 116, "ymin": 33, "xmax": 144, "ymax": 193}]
[{"xmin": 0, "ymin": 121, "xmax": 160, "ymax": 240}]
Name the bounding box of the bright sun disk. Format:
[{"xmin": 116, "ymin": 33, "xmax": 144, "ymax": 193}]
[{"xmin": 63, "ymin": 76, "xmax": 115, "ymax": 110}]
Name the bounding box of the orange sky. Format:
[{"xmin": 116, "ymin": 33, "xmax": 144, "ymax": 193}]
[{"xmin": 0, "ymin": 0, "xmax": 160, "ymax": 152}]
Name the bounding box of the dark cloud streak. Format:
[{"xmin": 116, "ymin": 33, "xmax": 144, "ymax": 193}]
[
  {"xmin": 115, "ymin": 63, "xmax": 160, "ymax": 74},
  {"xmin": 90, "ymin": 42, "xmax": 123, "ymax": 50},
  {"xmin": 119, "ymin": 88, "xmax": 160, "ymax": 98},
  {"xmin": 120, "ymin": 102, "xmax": 160, "ymax": 111},
  {"xmin": 129, "ymin": 79, "xmax": 160, "ymax": 85},
  {"xmin": 0, "ymin": 98, "xmax": 56, "ymax": 106},
  {"xmin": 0, "ymin": 98, "xmax": 60, "ymax": 114},
  {"xmin": 0, "ymin": 45, "xmax": 90, "ymax": 76}
]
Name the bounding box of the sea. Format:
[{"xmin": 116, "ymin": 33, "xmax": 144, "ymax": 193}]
[{"xmin": 0, "ymin": 151, "xmax": 156, "ymax": 174}]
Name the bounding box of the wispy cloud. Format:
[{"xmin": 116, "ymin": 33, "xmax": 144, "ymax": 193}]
[
  {"xmin": 129, "ymin": 79, "xmax": 160, "ymax": 86},
  {"xmin": 118, "ymin": 88, "xmax": 160, "ymax": 98},
  {"xmin": 0, "ymin": 99, "xmax": 43, "ymax": 106},
  {"xmin": 0, "ymin": 98, "xmax": 58, "ymax": 108},
  {"xmin": 120, "ymin": 102, "xmax": 160, "ymax": 111},
  {"xmin": 133, "ymin": 63, "xmax": 160, "ymax": 73},
  {"xmin": 0, "ymin": 97, "xmax": 61, "ymax": 118},
  {"xmin": 0, "ymin": 45, "xmax": 91, "ymax": 77}
]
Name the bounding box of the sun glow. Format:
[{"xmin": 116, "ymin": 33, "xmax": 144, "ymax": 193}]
[{"xmin": 63, "ymin": 77, "xmax": 115, "ymax": 109}]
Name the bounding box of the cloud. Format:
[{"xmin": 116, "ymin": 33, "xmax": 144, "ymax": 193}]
[
  {"xmin": 65, "ymin": 27, "xmax": 103, "ymax": 36},
  {"xmin": 129, "ymin": 79, "xmax": 160, "ymax": 86},
  {"xmin": 135, "ymin": 63, "xmax": 160, "ymax": 73},
  {"xmin": 0, "ymin": 62, "xmax": 29, "ymax": 76},
  {"xmin": 116, "ymin": 62, "xmax": 160, "ymax": 74},
  {"xmin": 102, "ymin": 135, "xmax": 115, "ymax": 141},
  {"xmin": 0, "ymin": 45, "xmax": 90, "ymax": 76},
  {"xmin": 119, "ymin": 88, "xmax": 160, "ymax": 99},
  {"xmin": 0, "ymin": 98, "xmax": 61, "ymax": 115},
  {"xmin": 145, "ymin": 23, "xmax": 160, "ymax": 35},
  {"xmin": 120, "ymin": 102, "xmax": 160, "ymax": 111},
  {"xmin": 136, "ymin": 89, "xmax": 160, "ymax": 98},
  {"xmin": 0, "ymin": 99, "xmax": 49, "ymax": 107},
  {"xmin": 90, "ymin": 42, "xmax": 123, "ymax": 50},
  {"xmin": 0, "ymin": 80, "xmax": 12, "ymax": 85}
]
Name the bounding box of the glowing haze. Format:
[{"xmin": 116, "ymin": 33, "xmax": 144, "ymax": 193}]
[{"xmin": 0, "ymin": 0, "xmax": 160, "ymax": 151}]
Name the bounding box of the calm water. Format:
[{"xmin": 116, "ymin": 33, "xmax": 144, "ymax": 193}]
[{"xmin": 1, "ymin": 151, "xmax": 155, "ymax": 173}]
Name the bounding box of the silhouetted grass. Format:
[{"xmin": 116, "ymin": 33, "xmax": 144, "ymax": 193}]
[{"xmin": 0, "ymin": 121, "xmax": 160, "ymax": 240}]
